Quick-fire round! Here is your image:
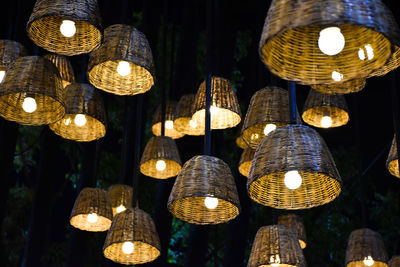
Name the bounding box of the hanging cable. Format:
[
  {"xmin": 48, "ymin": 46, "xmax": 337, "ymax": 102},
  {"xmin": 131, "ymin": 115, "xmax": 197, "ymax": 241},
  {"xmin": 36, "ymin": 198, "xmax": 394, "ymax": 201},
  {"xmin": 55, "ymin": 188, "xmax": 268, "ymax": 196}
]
[
  {"xmin": 288, "ymin": 81, "xmax": 297, "ymax": 124},
  {"xmin": 161, "ymin": 0, "xmax": 168, "ymax": 137}
]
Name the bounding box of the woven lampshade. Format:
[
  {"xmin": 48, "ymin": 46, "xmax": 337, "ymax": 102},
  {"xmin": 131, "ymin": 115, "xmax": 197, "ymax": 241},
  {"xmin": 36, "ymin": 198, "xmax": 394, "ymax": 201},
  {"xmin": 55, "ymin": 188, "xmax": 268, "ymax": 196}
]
[
  {"xmin": 0, "ymin": 56, "xmax": 65, "ymax": 126},
  {"xmin": 140, "ymin": 136, "xmax": 182, "ymax": 179},
  {"xmin": 236, "ymin": 135, "xmax": 247, "ymax": 149},
  {"xmin": 88, "ymin": 24, "xmax": 155, "ymax": 96},
  {"xmin": 152, "ymin": 101, "xmax": 185, "ymax": 139},
  {"xmin": 278, "ymin": 214, "xmax": 307, "ymax": 249},
  {"xmin": 345, "ymin": 228, "xmax": 388, "ymax": 267},
  {"xmin": 248, "ymin": 124, "xmax": 342, "ymax": 210},
  {"xmin": 174, "ymin": 94, "xmax": 204, "ymax": 136},
  {"xmin": 70, "ymin": 187, "xmax": 113, "ymax": 232},
  {"xmin": 192, "ymin": 77, "xmax": 241, "ymax": 130},
  {"xmin": 168, "ymin": 155, "xmax": 241, "ymax": 225},
  {"xmin": 389, "ymin": 256, "xmax": 400, "ymax": 267},
  {"xmin": 44, "ymin": 54, "xmax": 75, "ymax": 88},
  {"xmin": 108, "ymin": 184, "xmax": 133, "ymax": 216},
  {"xmin": 238, "ymin": 147, "xmax": 255, "ymax": 178},
  {"xmin": 312, "ymin": 79, "xmax": 367, "ymax": 95},
  {"xmin": 27, "ymin": 0, "xmax": 102, "ymax": 56},
  {"xmin": 302, "ymin": 89, "xmax": 349, "ymax": 129},
  {"xmin": 0, "ymin": 40, "xmax": 27, "ymax": 76},
  {"xmin": 386, "ymin": 136, "xmax": 400, "ymax": 178},
  {"xmin": 49, "ymin": 83, "xmax": 106, "ymax": 142},
  {"xmin": 247, "ymin": 225, "xmax": 307, "ymax": 267},
  {"xmin": 259, "ymin": 0, "xmax": 400, "ymax": 85}
]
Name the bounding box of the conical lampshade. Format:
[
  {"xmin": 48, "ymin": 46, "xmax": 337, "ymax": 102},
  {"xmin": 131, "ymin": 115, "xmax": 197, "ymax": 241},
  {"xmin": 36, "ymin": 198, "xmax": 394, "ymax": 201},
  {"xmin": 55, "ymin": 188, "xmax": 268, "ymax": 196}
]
[
  {"xmin": 236, "ymin": 135, "xmax": 247, "ymax": 149},
  {"xmin": 0, "ymin": 56, "xmax": 65, "ymax": 126},
  {"xmin": 302, "ymin": 89, "xmax": 349, "ymax": 129},
  {"xmin": 140, "ymin": 136, "xmax": 182, "ymax": 179},
  {"xmin": 238, "ymin": 147, "xmax": 255, "ymax": 178},
  {"xmin": 278, "ymin": 214, "xmax": 307, "ymax": 249},
  {"xmin": 312, "ymin": 79, "xmax": 367, "ymax": 95},
  {"xmin": 103, "ymin": 208, "xmax": 161, "ymax": 265},
  {"xmin": 386, "ymin": 136, "xmax": 400, "ymax": 178},
  {"xmin": 174, "ymin": 94, "xmax": 204, "ymax": 136},
  {"xmin": 168, "ymin": 155, "xmax": 241, "ymax": 225},
  {"xmin": 108, "ymin": 184, "xmax": 133, "ymax": 216},
  {"xmin": 247, "ymin": 225, "xmax": 307, "ymax": 267},
  {"xmin": 192, "ymin": 77, "xmax": 241, "ymax": 130},
  {"xmin": 49, "ymin": 83, "xmax": 106, "ymax": 142},
  {"xmin": 70, "ymin": 187, "xmax": 113, "ymax": 232},
  {"xmin": 0, "ymin": 40, "xmax": 27, "ymax": 83},
  {"xmin": 152, "ymin": 101, "xmax": 185, "ymax": 139},
  {"xmin": 389, "ymin": 256, "xmax": 400, "ymax": 267},
  {"xmin": 44, "ymin": 54, "xmax": 75, "ymax": 88},
  {"xmin": 345, "ymin": 228, "xmax": 388, "ymax": 267},
  {"xmin": 27, "ymin": 0, "xmax": 102, "ymax": 56},
  {"xmin": 88, "ymin": 24, "xmax": 155, "ymax": 96},
  {"xmin": 248, "ymin": 124, "xmax": 342, "ymax": 209}
]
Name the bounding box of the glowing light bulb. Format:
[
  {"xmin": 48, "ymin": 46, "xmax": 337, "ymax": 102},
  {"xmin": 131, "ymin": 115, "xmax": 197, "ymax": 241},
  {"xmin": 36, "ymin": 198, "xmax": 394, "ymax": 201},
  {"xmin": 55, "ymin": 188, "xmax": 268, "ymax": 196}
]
[
  {"xmin": 284, "ymin": 170, "xmax": 302, "ymax": 190},
  {"xmin": 122, "ymin": 241, "xmax": 134, "ymax": 254},
  {"xmin": 165, "ymin": 120, "xmax": 174, "ymax": 130},
  {"xmin": 116, "ymin": 205, "xmax": 126, "ymax": 214},
  {"xmin": 22, "ymin": 97, "xmax": 37, "ymax": 113},
  {"xmin": 210, "ymin": 105, "xmax": 220, "ymax": 115},
  {"xmin": 318, "ymin": 27, "xmax": 345, "ymax": 56},
  {"xmin": 270, "ymin": 255, "xmax": 281, "ymax": 267},
  {"xmin": 363, "ymin": 256, "xmax": 374, "ymax": 266},
  {"xmin": 365, "ymin": 44, "xmax": 374, "ymax": 60},
  {"xmin": 332, "ymin": 71, "xmax": 343, "ymax": 82},
  {"xmin": 264, "ymin": 124, "xmax": 277, "ymax": 136},
  {"xmin": 156, "ymin": 160, "xmax": 166, "ymax": 171},
  {"xmin": 64, "ymin": 117, "xmax": 72, "ymax": 126},
  {"xmin": 0, "ymin": 70, "xmax": 5, "ymax": 83},
  {"xmin": 204, "ymin": 197, "xmax": 219, "ymax": 209},
  {"xmin": 251, "ymin": 133, "xmax": 259, "ymax": 141},
  {"xmin": 117, "ymin": 61, "xmax": 131, "ymax": 76},
  {"xmin": 358, "ymin": 48, "xmax": 366, "ymax": 61},
  {"xmin": 87, "ymin": 213, "xmax": 98, "ymax": 223},
  {"xmin": 321, "ymin": 116, "xmax": 333, "ymax": 128},
  {"xmin": 74, "ymin": 114, "xmax": 87, "ymax": 127},
  {"xmin": 60, "ymin": 20, "xmax": 76, "ymax": 38},
  {"xmin": 189, "ymin": 119, "xmax": 197, "ymax": 128}
]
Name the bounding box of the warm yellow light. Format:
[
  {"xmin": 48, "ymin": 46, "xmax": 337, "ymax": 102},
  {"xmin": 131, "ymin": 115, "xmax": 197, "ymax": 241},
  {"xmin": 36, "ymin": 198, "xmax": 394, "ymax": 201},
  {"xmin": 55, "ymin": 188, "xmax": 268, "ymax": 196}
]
[
  {"xmin": 270, "ymin": 255, "xmax": 281, "ymax": 267},
  {"xmin": 284, "ymin": 170, "xmax": 302, "ymax": 190},
  {"xmin": 22, "ymin": 97, "xmax": 37, "ymax": 113},
  {"xmin": 87, "ymin": 213, "xmax": 98, "ymax": 223},
  {"xmin": 264, "ymin": 123, "xmax": 277, "ymax": 136},
  {"xmin": 122, "ymin": 241, "xmax": 134, "ymax": 254},
  {"xmin": 318, "ymin": 27, "xmax": 345, "ymax": 56},
  {"xmin": 332, "ymin": 71, "xmax": 343, "ymax": 82},
  {"xmin": 189, "ymin": 119, "xmax": 197, "ymax": 128},
  {"xmin": 210, "ymin": 105, "xmax": 220, "ymax": 115},
  {"xmin": 321, "ymin": 116, "xmax": 333, "ymax": 128},
  {"xmin": 0, "ymin": 70, "xmax": 5, "ymax": 83},
  {"xmin": 359, "ymin": 44, "xmax": 374, "ymax": 61},
  {"xmin": 116, "ymin": 205, "xmax": 126, "ymax": 214},
  {"xmin": 64, "ymin": 117, "xmax": 72, "ymax": 126},
  {"xmin": 165, "ymin": 120, "xmax": 174, "ymax": 130},
  {"xmin": 156, "ymin": 160, "xmax": 166, "ymax": 171},
  {"xmin": 117, "ymin": 61, "xmax": 131, "ymax": 76},
  {"xmin": 251, "ymin": 133, "xmax": 259, "ymax": 141},
  {"xmin": 60, "ymin": 20, "xmax": 76, "ymax": 38},
  {"xmin": 74, "ymin": 114, "xmax": 87, "ymax": 127},
  {"xmin": 204, "ymin": 197, "xmax": 219, "ymax": 209},
  {"xmin": 363, "ymin": 256, "xmax": 374, "ymax": 266}
]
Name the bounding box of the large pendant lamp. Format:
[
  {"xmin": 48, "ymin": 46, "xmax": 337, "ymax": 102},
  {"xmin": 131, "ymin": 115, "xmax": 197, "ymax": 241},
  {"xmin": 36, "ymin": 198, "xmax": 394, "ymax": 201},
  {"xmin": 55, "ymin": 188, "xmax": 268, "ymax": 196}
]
[
  {"xmin": 389, "ymin": 256, "xmax": 400, "ymax": 267},
  {"xmin": 0, "ymin": 40, "xmax": 27, "ymax": 83},
  {"xmin": 238, "ymin": 147, "xmax": 255, "ymax": 178},
  {"xmin": 174, "ymin": 94, "xmax": 204, "ymax": 136},
  {"xmin": 345, "ymin": 228, "xmax": 388, "ymax": 267},
  {"xmin": 26, "ymin": 0, "xmax": 102, "ymax": 56},
  {"xmin": 312, "ymin": 79, "xmax": 367, "ymax": 95},
  {"xmin": 0, "ymin": 56, "xmax": 65, "ymax": 126},
  {"xmin": 278, "ymin": 214, "xmax": 307, "ymax": 249},
  {"xmin": 108, "ymin": 184, "xmax": 133, "ymax": 217},
  {"xmin": 259, "ymin": 0, "xmax": 400, "ymax": 85},
  {"xmin": 386, "ymin": 136, "xmax": 400, "ymax": 178},
  {"xmin": 88, "ymin": 24, "xmax": 155, "ymax": 96},
  {"xmin": 152, "ymin": 101, "xmax": 185, "ymax": 139},
  {"xmin": 44, "ymin": 54, "xmax": 75, "ymax": 88}
]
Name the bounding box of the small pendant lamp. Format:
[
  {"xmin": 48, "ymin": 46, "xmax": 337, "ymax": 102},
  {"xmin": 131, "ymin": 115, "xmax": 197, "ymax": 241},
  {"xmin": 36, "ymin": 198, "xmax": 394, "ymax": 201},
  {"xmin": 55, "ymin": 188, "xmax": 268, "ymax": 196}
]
[
  {"xmin": 247, "ymin": 225, "xmax": 307, "ymax": 267},
  {"xmin": 108, "ymin": 184, "xmax": 133, "ymax": 216},
  {"xmin": 345, "ymin": 228, "xmax": 388, "ymax": 267},
  {"xmin": 192, "ymin": 77, "xmax": 241, "ymax": 130},
  {"xmin": 0, "ymin": 56, "xmax": 65, "ymax": 126},
  {"xmin": 140, "ymin": 136, "xmax": 182, "ymax": 179},
  {"xmin": 386, "ymin": 136, "xmax": 400, "ymax": 178},
  {"xmin": 278, "ymin": 214, "xmax": 307, "ymax": 249},
  {"xmin": 152, "ymin": 101, "xmax": 185, "ymax": 139},
  {"xmin": 236, "ymin": 135, "xmax": 247, "ymax": 149},
  {"xmin": 302, "ymin": 89, "xmax": 349, "ymax": 129},
  {"xmin": 49, "ymin": 83, "xmax": 106, "ymax": 142},
  {"xmin": 248, "ymin": 124, "xmax": 342, "ymax": 209},
  {"xmin": 44, "ymin": 54, "xmax": 75, "ymax": 88},
  {"xmin": 0, "ymin": 40, "xmax": 27, "ymax": 83},
  {"xmin": 88, "ymin": 24, "xmax": 155, "ymax": 96},
  {"xmin": 312, "ymin": 79, "xmax": 367, "ymax": 95},
  {"xmin": 389, "ymin": 256, "xmax": 400, "ymax": 267},
  {"xmin": 26, "ymin": 0, "xmax": 102, "ymax": 56},
  {"xmin": 70, "ymin": 187, "xmax": 113, "ymax": 232},
  {"xmin": 238, "ymin": 147, "xmax": 255, "ymax": 178},
  {"xmin": 174, "ymin": 94, "xmax": 204, "ymax": 136}
]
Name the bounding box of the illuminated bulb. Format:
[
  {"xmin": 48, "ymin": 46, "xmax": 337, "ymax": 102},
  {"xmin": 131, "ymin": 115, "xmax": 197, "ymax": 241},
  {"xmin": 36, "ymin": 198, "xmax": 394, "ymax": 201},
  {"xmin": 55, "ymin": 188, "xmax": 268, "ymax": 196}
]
[
  {"xmin": 156, "ymin": 160, "xmax": 166, "ymax": 171},
  {"xmin": 210, "ymin": 105, "xmax": 220, "ymax": 115},
  {"xmin": 321, "ymin": 116, "xmax": 333, "ymax": 128},
  {"xmin": 204, "ymin": 197, "xmax": 219, "ymax": 209},
  {"xmin": 270, "ymin": 255, "xmax": 281, "ymax": 267},
  {"xmin": 64, "ymin": 118, "xmax": 72, "ymax": 126},
  {"xmin": 165, "ymin": 120, "xmax": 174, "ymax": 130},
  {"xmin": 264, "ymin": 123, "xmax": 277, "ymax": 136},
  {"xmin": 117, "ymin": 61, "xmax": 131, "ymax": 76},
  {"xmin": 122, "ymin": 241, "xmax": 134, "ymax": 254},
  {"xmin": 284, "ymin": 170, "xmax": 302, "ymax": 190},
  {"xmin": 116, "ymin": 205, "xmax": 126, "ymax": 214},
  {"xmin": 189, "ymin": 119, "xmax": 198, "ymax": 128},
  {"xmin": 363, "ymin": 256, "xmax": 374, "ymax": 266},
  {"xmin": 358, "ymin": 48, "xmax": 366, "ymax": 61},
  {"xmin": 0, "ymin": 70, "xmax": 5, "ymax": 83},
  {"xmin": 87, "ymin": 213, "xmax": 98, "ymax": 223},
  {"xmin": 22, "ymin": 97, "xmax": 37, "ymax": 113},
  {"xmin": 332, "ymin": 71, "xmax": 343, "ymax": 82},
  {"xmin": 60, "ymin": 20, "xmax": 76, "ymax": 38},
  {"xmin": 251, "ymin": 133, "xmax": 259, "ymax": 140},
  {"xmin": 318, "ymin": 27, "xmax": 345, "ymax": 56},
  {"xmin": 365, "ymin": 44, "xmax": 374, "ymax": 60},
  {"xmin": 74, "ymin": 114, "xmax": 87, "ymax": 127}
]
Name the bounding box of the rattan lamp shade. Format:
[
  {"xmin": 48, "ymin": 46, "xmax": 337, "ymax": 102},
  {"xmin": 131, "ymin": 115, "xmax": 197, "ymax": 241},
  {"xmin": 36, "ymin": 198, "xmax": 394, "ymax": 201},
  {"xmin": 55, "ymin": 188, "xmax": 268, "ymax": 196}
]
[
  {"xmin": 49, "ymin": 83, "xmax": 106, "ymax": 142},
  {"xmin": 70, "ymin": 187, "xmax": 113, "ymax": 232},
  {"xmin": 312, "ymin": 79, "xmax": 367, "ymax": 95},
  {"xmin": 44, "ymin": 54, "xmax": 75, "ymax": 88},
  {"xmin": 345, "ymin": 228, "xmax": 388, "ymax": 267},
  {"xmin": 236, "ymin": 135, "xmax": 247, "ymax": 149},
  {"xmin": 108, "ymin": 184, "xmax": 133, "ymax": 216},
  {"xmin": 152, "ymin": 101, "xmax": 185, "ymax": 139},
  {"xmin": 103, "ymin": 208, "xmax": 161, "ymax": 265},
  {"xmin": 174, "ymin": 94, "xmax": 204, "ymax": 136},
  {"xmin": 27, "ymin": 0, "xmax": 102, "ymax": 56},
  {"xmin": 0, "ymin": 40, "xmax": 27, "ymax": 75},
  {"xmin": 192, "ymin": 77, "xmax": 241, "ymax": 130},
  {"xmin": 168, "ymin": 155, "xmax": 241, "ymax": 225},
  {"xmin": 389, "ymin": 256, "xmax": 400, "ymax": 267},
  {"xmin": 88, "ymin": 24, "xmax": 155, "ymax": 96},
  {"xmin": 238, "ymin": 147, "xmax": 255, "ymax": 178},
  {"xmin": 247, "ymin": 225, "xmax": 307, "ymax": 267},
  {"xmin": 386, "ymin": 136, "xmax": 400, "ymax": 178},
  {"xmin": 248, "ymin": 124, "xmax": 342, "ymax": 210},
  {"xmin": 0, "ymin": 56, "xmax": 65, "ymax": 126},
  {"xmin": 278, "ymin": 214, "xmax": 307, "ymax": 249},
  {"xmin": 140, "ymin": 136, "xmax": 182, "ymax": 179}
]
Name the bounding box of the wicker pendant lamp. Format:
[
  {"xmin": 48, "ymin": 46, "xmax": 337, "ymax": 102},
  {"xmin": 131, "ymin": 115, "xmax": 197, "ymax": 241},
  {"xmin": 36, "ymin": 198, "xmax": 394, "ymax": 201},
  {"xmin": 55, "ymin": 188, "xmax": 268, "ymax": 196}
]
[
  {"xmin": 0, "ymin": 56, "xmax": 65, "ymax": 126},
  {"xmin": 174, "ymin": 94, "xmax": 204, "ymax": 136},
  {"xmin": 108, "ymin": 184, "xmax": 133, "ymax": 216},
  {"xmin": 312, "ymin": 79, "xmax": 367, "ymax": 95},
  {"xmin": 152, "ymin": 101, "xmax": 185, "ymax": 139},
  {"xmin": 389, "ymin": 256, "xmax": 400, "ymax": 267},
  {"xmin": 0, "ymin": 40, "xmax": 27, "ymax": 83},
  {"xmin": 386, "ymin": 136, "xmax": 400, "ymax": 178},
  {"xmin": 247, "ymin": 225, "xmax": 307, "ymax": 267},
  {"xmin": 88, "ymin": 24, "xmax": 155, "ymax": 96},
  {"xmin": 345, "ymin": 228, "xmax": 388, "ymax": 267},
  {"xmin": 278, "ymin": 214, "xmax": 307, "ymax": 249},
  {"xmin": 70, "ymin": 187, "xmax": 113, "ymax": 232},
  {"xmin": 236, "ymin": 135, "xmax": 247, "ymax": 149},
  {"xmin": 26, "ymin": 0, "xmax": 102, "ymax": 56},
  {"xmin": 238, "ymin": 147, "xmax": 255, "ymax": 178},
  {"xmin": 44, "ymin": 54, "xmax": 75, "ymax": 88},
  {"xmin": 259, "ymin": 0, "xmax": 400, "ymax": 85}
]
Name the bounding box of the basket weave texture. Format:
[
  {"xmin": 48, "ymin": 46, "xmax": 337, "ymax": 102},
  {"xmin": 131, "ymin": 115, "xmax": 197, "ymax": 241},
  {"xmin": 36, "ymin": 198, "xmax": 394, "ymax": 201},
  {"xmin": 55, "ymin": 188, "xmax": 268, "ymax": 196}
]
[
  {"xmin": 278, "ymin": 214, "xmax": 307, "ymax": 249},
  {"xmin": 0, "ymin": 40, "xmax": 27, "ymax": 69},
  {"xmin": 311, "ymin": 79, "xmax": 367, "ymax": 95},
  {"xmin": 44, "ymin": 54, "xmax": 75, "ymax": 88},
  {"xmin": 236, "ymin": 135, "xmax": 247, "ymax": 149},
  {"xmin": 389, "ymin": 256, "xmax": 400, "ymax": 267},
  {"xmin": 238, "ymin": 147, "xmax": 255, "ymax": 178},
  {"xmin": 174, "ymin": 94, "xmax": 204, "ymax": 136},
  {"xmin": 108, "ymin": 184, "xmax": 133, "ymax": 216},
  {"xmin": 152, "ymin": 101, "xmax": 185, "ymax": 139},
  {"xmin": 386, "ymin": 136, "xmax": 400, "ymax": 178}
]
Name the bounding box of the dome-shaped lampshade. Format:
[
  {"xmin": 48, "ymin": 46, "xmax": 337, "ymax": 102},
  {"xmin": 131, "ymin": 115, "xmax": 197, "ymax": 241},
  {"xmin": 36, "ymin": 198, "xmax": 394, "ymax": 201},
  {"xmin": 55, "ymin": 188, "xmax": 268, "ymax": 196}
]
[
  {"xmin": 44, "ymin": 54, "xmax": 75, "ymax": 88},
  {"xmin": 140, "ymin": 136, "xmax": 182, "ymax": 179},
  {"xmin": 174, "ymin": 94, "xmax": 204, "ymax": 136},
  {"xmin": 302, "ymin": 89, "xmax": 349, "ymax": 129},
  {"xmin": 312, "ymin": 79, "xmax": 367, "ymax": 95},
  {"xmin": 108, "ymin": 184, "xmax": 133, "ymax": 216},
  {"xmin": 192, "ymin": 77, "xmax": 241, "ymax": 130},
  {"xmin": 70, "ymin": 187, "xmax": 113, "ymax": 232},
  {"xmin": 0, "ymin": 56, "xmax": 65, "ymax": 126},
  {"xmin": 88, "ymin": 24, "xmax": 155, "ymax": 96},
  {"xmin": 278, "ymin": 214, "xmax": 307, "ymax": 249},
  {"xmin": 49, "ymin": 83, "xmax": 106, "ymax": 142},
  {"xmin": 247, "ymin": 225, "xmax": 307, "ymax": 267},
  {"xmin": 152, "ymin": 101, "xmax": 185, "ymax": 139},
  {"xmin": 389, "ymin": 256, "xmax": 400, "ymax": 267},
  {"xmin": 168, "ymin": 155, "xmax": 241, "ymax": 225},
  {"xmin": 238, "ymin": 147, "xmax": 255, "ymax": 177},
  {"xmin": 103, "ymin": 208, "xmax": 161, "ymax": 265},
  {"xmin": 236, "ymin": 135, "xmax": 247, "ymax": 149},
  {"xmin": 27, "ymin": 0, "xmax": 102, "ymax": 56},
  {"xmin": 345, "ymin": 228, "xmax": 388, "ymax": 267},
  {"xmin": 0, "ymin": 40, "xmax": 27, "ymax": 83},
  {"xmin": 248, "ymin": 124, "xmax": 342, "ymax": 209},
  {"xmin": 386, "ymin": 136, "xmax": 400, "ymax": 178},
  {"xmin": 259, "ymin": 0, "xmax": 400, "ymax": 85}
]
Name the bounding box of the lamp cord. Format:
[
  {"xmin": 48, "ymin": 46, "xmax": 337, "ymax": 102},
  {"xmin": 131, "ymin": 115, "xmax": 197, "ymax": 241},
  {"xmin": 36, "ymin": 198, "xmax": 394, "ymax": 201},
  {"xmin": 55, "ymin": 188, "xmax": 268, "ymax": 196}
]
[
  {"xmin": 160, "ymin": 0, "xmax": 168, "ymax": 137},
  {"xmin": 288, "ymin": 81, "xmax": 297, "ymax": 124}
]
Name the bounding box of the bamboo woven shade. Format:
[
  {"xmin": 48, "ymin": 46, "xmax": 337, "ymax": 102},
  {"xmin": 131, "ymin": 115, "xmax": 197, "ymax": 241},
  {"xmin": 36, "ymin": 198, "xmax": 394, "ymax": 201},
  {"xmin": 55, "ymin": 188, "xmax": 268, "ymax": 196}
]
[
  {"xmin": 192, "ymin": 77, "xmax": 241, "ymax": 130},
  {"xmin": 152, "ymin": 101, "xmax": 185, "ymax": 139},
  {"xmin": 0, "ymin": 56, "xmax": 65, "ymax": 126},
  {"xmin": 44, "ymin": 54, "xmax": 75, "ymax": 88},
  {"xmin": 238, "ymin": 147, "xmax": 255, "ymax": 178},
  {"xmin": 49, "ymin": 83, "xmax": 106, "ymax": 142},
  {"xmin": 346, "ymin": 228, "xmax": 388, "ymax": 267},
  {"xmin": 278, "ymin": 214, "xmax": 307, "ymax": 249},
  {"xmin": 103, "ymin": 208, "xmax": 161, "ymax": 265},
  {"xmin": 312, "ymin": 79, "xmax": 367, "ymax": 95},
  {"xmin": 168, "ymin": 155, "xmax": 241, "ymax": 225},
  {"xmin": 88, "ymin": 24, "xmax": 155, "ymax": 96},
  {"xmin": 140, "ymin": 136, "xmax": 182, "ymax": 179},
  {"xmin": 302, "ymin": 89, "xmax": 349, "ymax": 128},
  {"xmin": 259, "ymin": 0, "xmax": 400, "ymax": 85},
  {"xmin": 386, "ymin": 136, "xmax": 400, "ymax": 178},
  {"xmin": 70, "ymin": 187, "xmax": 113, "ymax": 232},
  {"xmin": 236, "ymin": 135, "xmax": 247, "ymax": 149},
  {"xmin": 389, "ymin": 256, "xmax": 400, "ymax": 267},
  {"xmin": 108, "ymin": 185, "xmax": 133, "ymax": 216},
  {"xmin": 247, "ymin": 225, "xmax": 307, "ymax": 267},
  {"xmin": 174, "ymin": 94, "xmax": 204, "ymax": 136},
  {"xmin": 27, "ymin": 0, "xmax": 102, "ymax": 56},
  {"xmin": 248, "ymin": 124, "xmax": 342, "ymax": 210},
  {"xmin": 0, "ymin": 40, "xmax": 27, "ymax": 72}
]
